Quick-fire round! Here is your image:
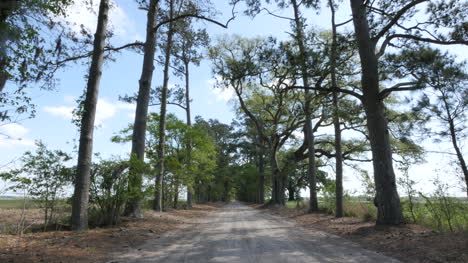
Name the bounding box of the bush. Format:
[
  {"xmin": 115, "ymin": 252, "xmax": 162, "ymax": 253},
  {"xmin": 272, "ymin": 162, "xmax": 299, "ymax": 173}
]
[
  {"xmin": 88, "ymin": 159, "xmax": 129, "ymax": 226},
  {"xmin": 418, "ymin": 178, "xmax": 468, "ymax": 232}
]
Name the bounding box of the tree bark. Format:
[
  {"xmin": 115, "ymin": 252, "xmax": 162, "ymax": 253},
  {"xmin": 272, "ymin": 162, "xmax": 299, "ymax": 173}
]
[
  {"xmin": 287, "ymin": 180, "xmax": 295, "ymax": 201},
  {"xmin": 291, "ymin": 0, "xmax": 318, "ymax": 212},
  {"xmin": 184, "ymin": 60, "xmax": 194, "ymax": 208},
  {"xmin": 71, "ymin": 0, "xmax": 110, "ymax": 231},
  {"xmin": 350, "ymin": 0, "xmax": 404, "ymax": 225},
  {"xmin": 0, "ymin": 1, "xmax": 18, "ymax": 92},
  {"xmin": 269, "ymin": 147, "xmax": 285, "ymax": 205},
  {"xmin": 257, "ymin": 138, "xmax": 265, "ymax": 204},
  {"xmin": 173, "ymin": 183, "xmax": 179, "ymax": 208},
  {"xmin": 125, "ymin": 0, "xmax": 160, "ymax": 218},
  {"xmin": 154, "ymin": 0, "xmax": 175, "ymax": 212},
  {"xmin": 329, "ymin": 0, "xmax": 344, "ymax": 218}
]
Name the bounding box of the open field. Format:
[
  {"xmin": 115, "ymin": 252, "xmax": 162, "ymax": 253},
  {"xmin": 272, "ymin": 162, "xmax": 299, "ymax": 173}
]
[{"xmin": 0, "ymin": 199, "xmax": 32, "ymax": 209}]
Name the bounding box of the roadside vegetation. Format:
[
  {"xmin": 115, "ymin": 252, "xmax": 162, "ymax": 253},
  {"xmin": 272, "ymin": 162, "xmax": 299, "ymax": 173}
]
[{"xmin": 0, "ymin": 0, "xmax": 467, "ymax": 261}]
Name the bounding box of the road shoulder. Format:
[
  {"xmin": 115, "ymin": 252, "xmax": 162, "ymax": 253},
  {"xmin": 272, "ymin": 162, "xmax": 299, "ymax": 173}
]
[{"xmin": 255, "ymin": 204, "xmax": 468, "ymax": 263}]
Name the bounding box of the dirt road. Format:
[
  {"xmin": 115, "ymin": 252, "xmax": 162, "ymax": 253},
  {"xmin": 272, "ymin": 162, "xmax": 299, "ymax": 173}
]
[{"xmin": 112, "ymin": 202, "xmax": 399, "ymax": 263}]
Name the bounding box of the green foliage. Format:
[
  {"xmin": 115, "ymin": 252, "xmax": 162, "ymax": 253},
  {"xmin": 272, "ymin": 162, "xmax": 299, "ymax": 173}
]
[
  {"xmin": 0, "ymin": 0, "xmax": 77, "ymax": 122},
  {"xmin": 88, "ymin": 158, "xmax": 131, "ymax": 226},
  {"xmin": 112, "ymin": 113, "xmax": 217, "ymax": 208},
  {"xmin": 419, "ymin": 178, "xmax": 468, "ymax": 232},
  {"xmin": 233, "ymin": 163, "xmax": 259, "ymax": 202}
]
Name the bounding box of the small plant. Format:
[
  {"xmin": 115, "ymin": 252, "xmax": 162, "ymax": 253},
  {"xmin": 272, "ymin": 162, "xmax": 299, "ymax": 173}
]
[
  {"xmin": 397, "ymin": 170, "xmax": 419, "ymax": 223},
  {"xmin": 359, "ymin": 169, "xmax": 375, "ymax": 202}
]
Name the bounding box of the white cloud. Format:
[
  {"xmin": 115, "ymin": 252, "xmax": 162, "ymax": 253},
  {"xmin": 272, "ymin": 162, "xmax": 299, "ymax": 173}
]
[
  {"xmin": 208, "ymin": 78, "xmax": 235, "ymax": 102},
  {"xmin": 212, "ymin": 87, "xmax": 234, "ymax": 102},
  {"xmin": 116, "ymin": 102, "xmax": 136, "ymax": 111},
  {"xmin": 43, "ymin": 105, "xmax": 74, "ymax": 120},
  {"xmin": 63, "ymin": 0, "xmax": 138, "ymax": 42},
  {"xmin": 95, "ymin": 99, "xmax": 117, "ymax": 125},
  {"xmin": 0, "ymin": 123, "xmax": 35, "ymax": 147},
  {"xmin": 43, "ymin": 97, "xmax": 136, "ymax": 125}
]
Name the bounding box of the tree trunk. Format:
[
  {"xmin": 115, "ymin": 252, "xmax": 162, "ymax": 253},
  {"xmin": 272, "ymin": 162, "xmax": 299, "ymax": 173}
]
[
  {"xmin": 287, "ymin": 181, "xmax": 295, "ymax": 201},
  {"xmin": 154, "ymin": 0, "xmax": 175, "ymax": 212},
  {"xmin": 125, "ymin": 0, "xmax": 160, "ymax": 218},
  {"xmin": 269, "ymin": 148, "xmax": 284, "ymax": 205},
  {"xmin": 291, "ymin": 0, "xmax": 318, "ymax": 212},
  {"xmin": 173, "ymin": 183, "xmax": 179, "ymax": 209},
  {"xmin": 257, "ymin": 139, "xmax": 265, "ymax": 204},
  {"xmin": 71, "ymin": 0, "xmax": 110, "ymax": 231},
  {"xmin": 442, "ymin": 95, "xmax": 468, "ymax": 197},
  {"xmin": 185, "ymin": 60, "xmax": 194, "ymax": 208},
  {"xmin": 350, "ymin": 0, "xmax": 404, "ymax": 225},
  {"xmin": 0, "ymin": 0, "xmax": 19, "ymax": 92},
  {"xmin": 329, "ymin": 0, "xmax": 344, "ymax": 218}
]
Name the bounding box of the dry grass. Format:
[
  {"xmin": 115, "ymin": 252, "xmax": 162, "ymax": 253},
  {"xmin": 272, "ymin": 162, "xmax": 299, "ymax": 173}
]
[
  {"xmin": 0, "ymin": 208, "xmax": 46, "ymax": 234},
  {"xmin": 0, "ymin": 203, "xmax": 221, "ymax": 263}
]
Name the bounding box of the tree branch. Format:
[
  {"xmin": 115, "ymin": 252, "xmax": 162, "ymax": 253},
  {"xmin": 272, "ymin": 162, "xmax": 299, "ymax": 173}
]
[
  {"xmin": 154, "ymin": 3, "xmax": 237, "ymax": 32},
  {"xmin": 379, "ymin": 81, "xmax": 421, "ymax": 99},
  {"xmin": 378, "ymin": 34, "xmax": 468, "ymax": 58},
  {"xmin": 290, "ymin": 85, "xmax": 364, "ymax": 100},
  {"xmin": 258, "ymin": 8, "xmax": 294, "ymax": 21},
  {"xmin": 372, "ymin": 0, "xmax": 428, "ymax": 43}
]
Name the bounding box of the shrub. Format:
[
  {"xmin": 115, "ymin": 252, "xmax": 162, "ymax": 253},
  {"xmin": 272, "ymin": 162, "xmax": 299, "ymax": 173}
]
[{"xmin": 0, "ymin": 141, "xmax": 72, "ymax": 231}]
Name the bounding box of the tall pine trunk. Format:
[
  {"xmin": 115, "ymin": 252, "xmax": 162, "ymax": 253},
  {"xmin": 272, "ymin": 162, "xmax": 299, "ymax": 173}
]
[
  {"xmin": 350, "ymin": 0, "xmax": 404, "ymax": 225},
  {"xmin": 125, "ymin": 0, "xmax": 160, "ymax": 218},
  {"xmin": 291, "ymin": 0, "xmax": 318, "ymax": 212},
  {"xmin": 184, "ymin": 60, "xmax": 194, "ymax": 208},
  {"xmin": 329, "ymin": 0, "xmax": 344, "ymax": 218},
  {"xmin": 0, "ymin": 0, "xmax": 18, "ymax": 91},
  {"xmin": 154, "ymin": 0, "xmax": 175, "ymax": 212},
  {"xmin": 71, "ymin": 0, "xmax": 110, "ymax": 230}
]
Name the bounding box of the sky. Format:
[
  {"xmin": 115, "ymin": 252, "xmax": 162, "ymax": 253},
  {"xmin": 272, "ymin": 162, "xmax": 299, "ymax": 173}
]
[{"xmin": 0, "ymin": 0, "xmax": 466, "ymax": 197}]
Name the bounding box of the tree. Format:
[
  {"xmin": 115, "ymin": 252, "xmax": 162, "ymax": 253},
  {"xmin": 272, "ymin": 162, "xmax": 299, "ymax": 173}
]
[
  {"xmin": 210, "ymin": 36, "xmax": 307, "ymax": 205},
  {"xmin": 172, "ymin": 18, "xmax": 210, "ymax": 207},
  {"xmin": 126, "ymin": 0, "xmax": 234, "ymax": 216},
  {"xmin": 290, "ymin": 0, "xmax": 320, "ymax": 212},
  {"xmin": 154, "ymin": 0, "xmax": 177, "ymax": 212},
  {"xmin": 0, "ymin": 0, "xmax": 74, "ymax": 122},
  {"xmin": 125, "ymin": 0, "xmax": 160, "ymax": 218},
  {"xmin": 347, "ymin": 0, "xmax": 467, "ymax": 225},
  {"xmin": 404, "ymin": 48, "xmax": 468, "ymax": 196},
  {"xmin": 239, "ymin": 0, "xmax": 322, "ymax": 211},
  {"xmin": 71, "ymin": 0, "xmax": 111, "ymax": 231},
  {"xmin": 192, "ymin": 117, "xmax": 237, "ymax": 202}
]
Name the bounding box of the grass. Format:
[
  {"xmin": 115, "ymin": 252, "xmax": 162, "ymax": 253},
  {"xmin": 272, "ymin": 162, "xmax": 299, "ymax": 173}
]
[
  {"xmin": 0, "ymin": 198, "xmax": 34, "ymax": 209},
  {"xmin": 286, "ymin": 198, "xmax": 468, "ymax": 232}
]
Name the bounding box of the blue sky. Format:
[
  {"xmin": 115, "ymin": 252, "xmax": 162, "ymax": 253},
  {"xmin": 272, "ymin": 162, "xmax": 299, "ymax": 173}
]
[{"xmin": 1, "ymin": 0, "xmax": 467, "ymax": 196}]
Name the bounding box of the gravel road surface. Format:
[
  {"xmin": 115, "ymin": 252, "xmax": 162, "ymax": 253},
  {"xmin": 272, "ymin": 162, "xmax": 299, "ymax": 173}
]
[{"xmin": 112, "ymin": 201, "xmax": 399, "ymax": 263}]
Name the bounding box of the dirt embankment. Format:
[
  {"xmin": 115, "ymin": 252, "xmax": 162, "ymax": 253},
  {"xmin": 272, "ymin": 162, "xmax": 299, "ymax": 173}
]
[
  {"xmin": 0, "ymin": 203, "xmax": 221, "ymax": 263},
  {"xmin": 258, "ymin": 204, "xmax": 468, "ymax": 263}
]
